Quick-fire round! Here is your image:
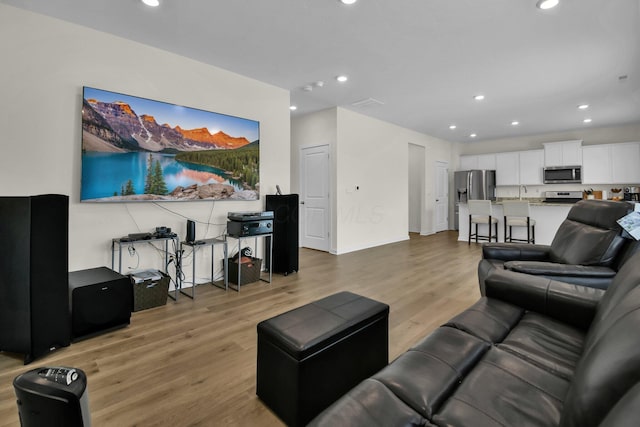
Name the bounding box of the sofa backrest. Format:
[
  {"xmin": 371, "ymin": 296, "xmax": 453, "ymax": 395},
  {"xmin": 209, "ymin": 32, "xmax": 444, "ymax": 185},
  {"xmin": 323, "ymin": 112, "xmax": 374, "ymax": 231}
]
[
  {"xmin": 549, "ymin": 200, "xmax": 631, "ymax": 266},
  {"xmin": 559, "ymin": 250, "xmax": 640, "ymax": 427}
]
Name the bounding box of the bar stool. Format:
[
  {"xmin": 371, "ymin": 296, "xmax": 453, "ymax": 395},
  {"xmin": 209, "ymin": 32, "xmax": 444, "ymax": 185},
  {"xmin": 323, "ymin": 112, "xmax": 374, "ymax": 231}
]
[
  {"xmin": 468, "ymin": 200, "xmax": 498, "ymax": 245},
  {"xmin": 502, "ymin": 200, "xmax": 535, "ymax": 244}
]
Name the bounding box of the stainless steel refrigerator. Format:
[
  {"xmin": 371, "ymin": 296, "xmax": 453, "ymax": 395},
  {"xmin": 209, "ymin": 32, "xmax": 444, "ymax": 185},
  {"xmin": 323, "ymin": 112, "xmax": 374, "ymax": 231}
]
[{"xmin": 454, "ymin": 170, "xmax": 496, "ymax": 230}]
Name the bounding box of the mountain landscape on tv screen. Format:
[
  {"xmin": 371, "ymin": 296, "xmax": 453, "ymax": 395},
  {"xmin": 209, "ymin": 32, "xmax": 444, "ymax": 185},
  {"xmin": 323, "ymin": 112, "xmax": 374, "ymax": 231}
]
[
  {"xmin": 81, "ymin": 89, "xmax": 260, "ymax": 202},
  {"xmin": 82, "ymin": 98, "xmax": 252, "ymax": 153}
]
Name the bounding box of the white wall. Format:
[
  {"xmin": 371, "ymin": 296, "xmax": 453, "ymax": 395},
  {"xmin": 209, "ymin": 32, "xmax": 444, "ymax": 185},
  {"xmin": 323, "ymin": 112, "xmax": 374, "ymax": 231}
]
[
  {"xmin": 0, "ymin": 5, "xmax": 290, "ymax": 281},
  {"xmin": 290, "ymin": 108, "xmax": 337, "ymax": 250},
  {"xmin": 290, "ymin": 108, "xmax": 453, "ymax": 254}
]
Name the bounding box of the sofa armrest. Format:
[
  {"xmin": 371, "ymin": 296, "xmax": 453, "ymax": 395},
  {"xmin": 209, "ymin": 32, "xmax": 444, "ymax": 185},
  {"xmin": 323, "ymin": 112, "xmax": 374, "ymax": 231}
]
[
  {"xmin": 484, "ymin": 268, "xmax": 604, "ymax": 330},
  {"xmin": 504, "ymin": 261, "xmax": 617, "ymax": 278},
  {"xmin": 482, "ymin": 243, "xmax": 551, "ymax": 262}
]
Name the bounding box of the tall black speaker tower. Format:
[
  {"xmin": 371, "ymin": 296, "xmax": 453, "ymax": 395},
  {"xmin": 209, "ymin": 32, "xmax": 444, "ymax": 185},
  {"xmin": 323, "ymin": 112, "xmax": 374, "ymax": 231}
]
[
  {"xmin": 265, "ymin": 194, "xmax": 299, "ymax": 275},
  {"xmin": 0, "ymin": 194, "xmax": 70, "ymax": 363}
]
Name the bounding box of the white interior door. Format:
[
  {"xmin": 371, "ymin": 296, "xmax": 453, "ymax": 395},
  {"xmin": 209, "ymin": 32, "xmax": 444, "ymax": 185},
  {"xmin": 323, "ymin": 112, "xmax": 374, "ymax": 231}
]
[
  {"xmin": 435, "ymin": 161, "xmax": 449, "ymax": 232},
  {"xmin": 300, "ymin": 145, "xmax": 330, "ymax": 251}
]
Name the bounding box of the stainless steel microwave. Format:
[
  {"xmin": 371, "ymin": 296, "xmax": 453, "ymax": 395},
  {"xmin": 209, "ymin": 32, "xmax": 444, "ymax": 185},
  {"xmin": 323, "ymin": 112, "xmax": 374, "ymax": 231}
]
[{"xmin": 543, "ymin": 166, "xmax": 582, "ymax": 184}]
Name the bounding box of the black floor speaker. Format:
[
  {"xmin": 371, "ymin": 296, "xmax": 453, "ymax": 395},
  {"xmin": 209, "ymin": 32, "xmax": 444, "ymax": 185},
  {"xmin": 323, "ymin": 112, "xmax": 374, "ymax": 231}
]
[
  {"xmin": 68, "ymin": 267, "xmax": 132, "ymax": 342},
  {"xmin": 265, "ymin": 194, "xmax": 299, "ymax": 275},
  {"xmin": 0, "ymin": 194, "xmax": 70, "ymax": 364}
]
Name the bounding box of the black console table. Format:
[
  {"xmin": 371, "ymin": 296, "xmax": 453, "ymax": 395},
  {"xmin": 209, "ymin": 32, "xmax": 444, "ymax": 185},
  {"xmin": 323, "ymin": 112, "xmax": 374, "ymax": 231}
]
[
  {"xmin": 179, "ymin": 238, "xmax": 229, "ymax": 299},
  {"xmin": 225, "ymin": 233, "xmax": 273, "ymax": 291}
]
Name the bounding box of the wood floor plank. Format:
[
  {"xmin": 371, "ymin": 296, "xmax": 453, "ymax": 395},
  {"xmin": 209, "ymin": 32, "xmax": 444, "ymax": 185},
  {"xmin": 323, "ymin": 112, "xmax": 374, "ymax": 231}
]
[{"xmin": 0, "ymin": 231, "xmax": 482, "ymax": 426}]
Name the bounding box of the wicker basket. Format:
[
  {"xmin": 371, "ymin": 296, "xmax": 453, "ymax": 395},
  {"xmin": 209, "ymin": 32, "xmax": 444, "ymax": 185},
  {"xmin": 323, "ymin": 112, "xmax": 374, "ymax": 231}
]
[
  {"xmin": 131, "ymin": 271, "xmax": 169, "ymax": 312},
  {"xmin": 228, "ymin": 257, "xmax": 262, "ymax": 285}
]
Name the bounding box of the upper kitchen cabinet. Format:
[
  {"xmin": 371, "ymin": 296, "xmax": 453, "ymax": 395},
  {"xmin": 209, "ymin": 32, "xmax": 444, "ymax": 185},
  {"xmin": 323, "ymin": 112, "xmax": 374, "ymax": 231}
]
[
  {"xmin": 611, "ymin": 142, "xmax": 640, "ymax": 183},
  {"xmin": 495, "ymin": 152, "xmax": 520, "ymax": 186},
  {"xmin": 519, "ymin": 149, "xmax": 544, "ymax": 185},
  {"xmin": 583, "ymin": 142, "xmax": 640, "ymax": 184},
  {"xmin": 496, "ymin": 150, "xmax": 544, "ymax": 186},
  {"xmin": 459, "ymin": 154, "xmax": 496, "ymax": 171},
  {"xmin": 543, "ymin": 140, "xmax": 583, "ymax": 167}
]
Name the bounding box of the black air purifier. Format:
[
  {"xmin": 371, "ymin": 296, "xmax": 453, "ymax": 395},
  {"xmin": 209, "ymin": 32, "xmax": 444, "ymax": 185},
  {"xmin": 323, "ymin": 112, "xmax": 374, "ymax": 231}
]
[{"xmin": 14, "ymin": 366, "xmax": 91, "ymax": 427}]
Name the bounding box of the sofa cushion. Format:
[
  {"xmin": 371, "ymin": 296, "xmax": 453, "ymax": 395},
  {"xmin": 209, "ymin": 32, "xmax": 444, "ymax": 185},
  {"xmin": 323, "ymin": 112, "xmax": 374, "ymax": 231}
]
[
  {"xmin": 307, "ymin": 378, "xmax": 431, "ymax": 427},
  {"xmin": 549, "ymin": 200, "xmax": 629, "ymax": 267},
  {"xmin": 434, "ymin": 347, "xmax": 570, "ymax": 427},
  {"xmin": 373, "ymin": 327, "xmax": 490, "ymax": 419},
  {"xmin": 445, "ymin": 297, "xmax": 524, "ymax": 343},
  {"xmin": 498, "ymin": 312, "xmax": 585, "ymax": 380},
  {"xmin": 559, "ymin": 251, "xmax": 640, "ymax": 427}
]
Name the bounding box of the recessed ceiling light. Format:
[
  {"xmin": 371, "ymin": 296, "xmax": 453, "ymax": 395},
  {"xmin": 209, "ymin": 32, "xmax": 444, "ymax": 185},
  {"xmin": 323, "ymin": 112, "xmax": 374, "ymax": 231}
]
[
  {"xmin": 536, "ymin": 0, "xmax": 559, "ymax": 10},
  {"xmin": 511, "ymin": 121, "xmax": 520, "ymax": 126},
  {"xmin": 449, "ymin": 125, "xmax": 457, "ymax": 130},
  {"xmin": 473, "ymin": 95, "xmax": 485, "ymax": 101},
  {"xmin": 142, "ymin": 0, "xmax": 160, "ymax": 6},
  {"xmin": 470, "ymin": 133, "xmax": 477, "ymax": 138},
  {"xmin": 578, "ymin": 104, "xmax": 589, "ymax": 110},
  {"xmin": 583, "ymin": 118, "xmax": 592, "ymax": 124},
  {"xmin": 289, "ymin": 105, "xmax": 297, "ymax": 111},
  {"xmin": 336, "ymin": 75, "xmax": 348, "ymax": 83},
  {"xmin": 339, "ymin": 0, "xmax": 358, "ymax": 4}
]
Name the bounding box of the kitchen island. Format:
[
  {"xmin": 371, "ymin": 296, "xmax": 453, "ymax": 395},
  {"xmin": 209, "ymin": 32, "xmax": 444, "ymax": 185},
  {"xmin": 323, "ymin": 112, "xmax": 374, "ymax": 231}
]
[{"xmin": 458, "ymin": 200, "xmax": 574, "ymax": 245}]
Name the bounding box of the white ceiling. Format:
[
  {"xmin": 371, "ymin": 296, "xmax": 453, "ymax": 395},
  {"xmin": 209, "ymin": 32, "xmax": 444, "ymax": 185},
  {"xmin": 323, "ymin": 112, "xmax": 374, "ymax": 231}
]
[{"xmin": 3, "ymin": 0, "xmax": 639, "ymax": 143}]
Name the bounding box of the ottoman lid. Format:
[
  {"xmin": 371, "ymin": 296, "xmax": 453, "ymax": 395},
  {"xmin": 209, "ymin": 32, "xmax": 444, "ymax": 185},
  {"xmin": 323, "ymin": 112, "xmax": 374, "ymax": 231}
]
[{"xmin": 258, "ymin": 291, "xmax": 389, "ymax": 360}]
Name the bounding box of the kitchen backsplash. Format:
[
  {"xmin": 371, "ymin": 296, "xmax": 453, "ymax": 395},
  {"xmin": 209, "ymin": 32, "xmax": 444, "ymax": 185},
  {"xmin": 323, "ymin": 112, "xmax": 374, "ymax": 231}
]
[{"xmin": 495, "ymin": 184, "xmax": 637, "ymax": 200}]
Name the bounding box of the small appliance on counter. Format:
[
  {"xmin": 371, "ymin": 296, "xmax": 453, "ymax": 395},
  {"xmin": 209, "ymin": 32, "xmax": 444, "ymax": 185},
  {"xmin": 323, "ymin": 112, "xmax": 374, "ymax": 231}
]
[
  {"xmin": 543, "ymin": 191, "xmax": 583, "ymax": 203},
  {"xmin": 624, "ymin": 187, "xmax": 640, "ymax": 202}
]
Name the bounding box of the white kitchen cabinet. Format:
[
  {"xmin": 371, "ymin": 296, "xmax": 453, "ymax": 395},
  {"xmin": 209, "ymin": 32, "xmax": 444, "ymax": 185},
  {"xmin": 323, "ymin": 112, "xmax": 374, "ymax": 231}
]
[
  {"xmin": 495, "ymin": 150, "xmax": 543, "ymax": 186},
  {"xmin": 582, "ymin": 145, "xmax": 611, "ymax": 184},
  {"xmin": 495, "ymin": 152, "xmax": 520, "ymax": 186},
  {"xmin": 611, "ymin": 142, "xmax": 640, "ymax": 183},
  {"xmin": 583, "ymin": 142, "xmax": 640, "ymax": 184},
  {"xmin": 477, "ymin": 154, "xmax": 496, "ymax": 170},
  {"xmin": 543, "ymin": 140, "xmax": 583, "ymax": 167},
  {"xmin": 459, "ymin": 155, "xmax": 478, "ymax": 171},
  {"xmin": 519, "ymin": 149, "xmax": 544, "ymax": 185},
  {"xmin": 459, "ymin": 154, "xmax": 496, "ymax": 171}
]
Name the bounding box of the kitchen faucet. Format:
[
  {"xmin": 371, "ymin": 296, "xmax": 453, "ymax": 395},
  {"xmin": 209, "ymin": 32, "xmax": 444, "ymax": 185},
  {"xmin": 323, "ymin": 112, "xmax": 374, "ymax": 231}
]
[{"xmin": 519, "ymin": 185, "xmax": 528, "ymax": 200}]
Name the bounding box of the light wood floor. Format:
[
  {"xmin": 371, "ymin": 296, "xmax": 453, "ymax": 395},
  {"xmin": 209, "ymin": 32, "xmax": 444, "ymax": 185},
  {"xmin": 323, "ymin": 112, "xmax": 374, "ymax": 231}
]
[{"xmin": 0, "ymin": 231, "xmax": 482, "ymax": 426}]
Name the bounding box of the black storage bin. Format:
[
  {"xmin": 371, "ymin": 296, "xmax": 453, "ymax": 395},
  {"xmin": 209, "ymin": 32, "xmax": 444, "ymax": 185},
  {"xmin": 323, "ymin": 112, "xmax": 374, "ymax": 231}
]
[
  {"xmin": 228, "ymin": 257, "xmax": 262, "ymax": 285},
  {"xmin": 130, "ymin": 271, "xmax": 170, "ymax": 312}
]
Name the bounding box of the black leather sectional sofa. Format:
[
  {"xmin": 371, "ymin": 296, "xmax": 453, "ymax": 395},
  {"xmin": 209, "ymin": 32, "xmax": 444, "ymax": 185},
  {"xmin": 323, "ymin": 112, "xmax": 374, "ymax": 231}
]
[
  {"xmin": 310, "ymin": 235, "xmax": 640, "ymax": 426},
  {"xmin": 478, "ymin": 200, "xmax": 638, "ymax": 292}
]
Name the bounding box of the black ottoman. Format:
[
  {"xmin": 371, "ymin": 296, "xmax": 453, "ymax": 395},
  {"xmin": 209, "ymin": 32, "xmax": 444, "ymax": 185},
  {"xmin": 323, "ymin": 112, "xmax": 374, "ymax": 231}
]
[{"xmin": 256, "ymin": 291, "xmax": 389, "ymax": 427}]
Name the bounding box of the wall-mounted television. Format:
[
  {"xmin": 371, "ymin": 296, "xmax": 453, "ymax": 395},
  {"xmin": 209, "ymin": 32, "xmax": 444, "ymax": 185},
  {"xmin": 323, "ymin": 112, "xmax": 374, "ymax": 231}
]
[{"xmin": 81, "ymin": 86, "xmax": 260, "ymax": 202}]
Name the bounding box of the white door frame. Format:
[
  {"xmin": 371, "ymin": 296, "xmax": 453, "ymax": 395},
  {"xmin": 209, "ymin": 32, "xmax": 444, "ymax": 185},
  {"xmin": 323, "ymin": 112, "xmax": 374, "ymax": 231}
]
[{"xmin": 434, "ymin": 160, "xmax": 449, "ymax": 233}]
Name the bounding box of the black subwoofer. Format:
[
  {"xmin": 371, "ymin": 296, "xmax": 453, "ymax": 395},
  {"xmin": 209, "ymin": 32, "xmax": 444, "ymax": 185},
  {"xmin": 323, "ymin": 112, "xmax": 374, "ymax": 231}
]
[
  {"xmin": 0, "ymin": 194, "xmax": 70, "ymax": 364},
  {"xmin": 68, "ymin": 267, "xmax": 132, "ymax": 342},
  {"xmin": 265, "ymin": 194, "xmax": 299, "ymax": 275}
]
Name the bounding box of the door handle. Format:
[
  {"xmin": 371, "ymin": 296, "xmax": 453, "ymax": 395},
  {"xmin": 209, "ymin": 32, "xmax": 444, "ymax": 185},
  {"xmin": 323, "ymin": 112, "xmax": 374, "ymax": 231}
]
[{"xmin": 300, "ymin": 201, "xmax": 305, "ymax": 204}]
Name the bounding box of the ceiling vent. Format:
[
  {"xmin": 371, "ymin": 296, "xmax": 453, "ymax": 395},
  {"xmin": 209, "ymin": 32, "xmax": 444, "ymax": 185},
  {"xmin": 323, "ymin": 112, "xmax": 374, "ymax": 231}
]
[{"xmin": 351, "ymin": 97, "xmax": 385, "ymax": 108}]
